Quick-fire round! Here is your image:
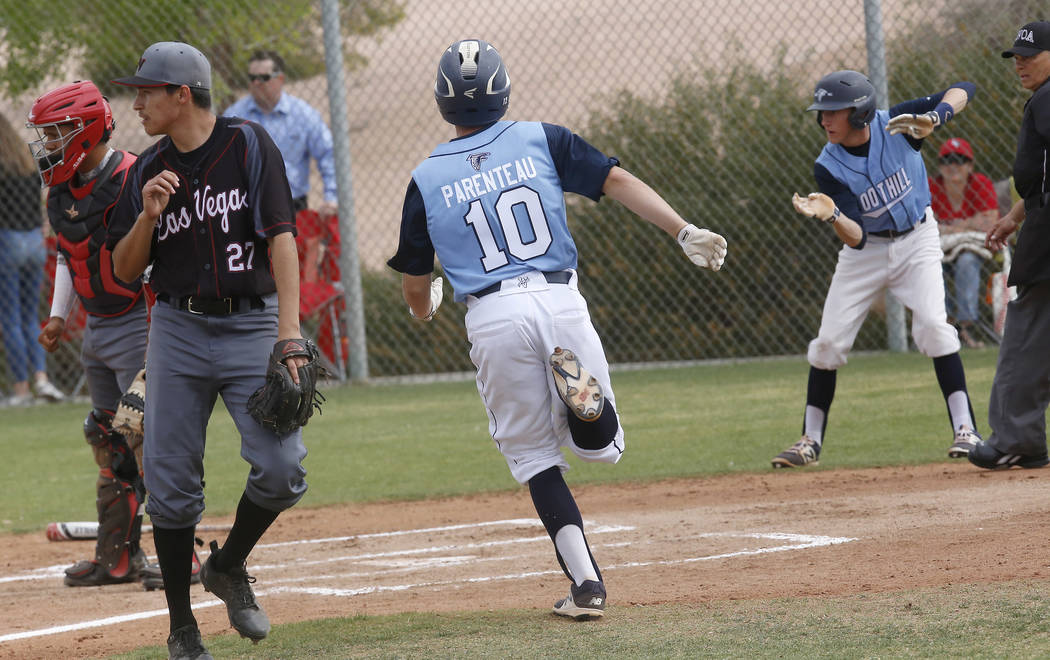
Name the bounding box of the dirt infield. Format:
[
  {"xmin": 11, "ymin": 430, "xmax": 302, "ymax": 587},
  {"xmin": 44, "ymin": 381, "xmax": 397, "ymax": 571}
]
[{"xmin": 2, "ymin": 462, "xmax": 1048, "ymax": 659}]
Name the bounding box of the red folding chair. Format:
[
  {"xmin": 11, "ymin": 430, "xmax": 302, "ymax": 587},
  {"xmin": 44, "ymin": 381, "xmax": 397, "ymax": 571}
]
[{"xmin": 295, "ymin": 209, "xmax": 346, "ymax": 380}]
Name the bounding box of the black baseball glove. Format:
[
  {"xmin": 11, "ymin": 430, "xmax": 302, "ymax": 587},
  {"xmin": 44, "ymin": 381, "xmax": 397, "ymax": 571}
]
[{"xmin": 247, "ymin": 338, "xmax": 327, "ymax": 436}]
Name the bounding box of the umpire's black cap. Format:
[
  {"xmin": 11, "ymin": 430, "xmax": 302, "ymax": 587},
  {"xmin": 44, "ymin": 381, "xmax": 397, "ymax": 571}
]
[
  {"xmin": 1002, "ymin": 21, "xmax": 1050, "ymax": 58},
  {"xmin": 113, "ymin": 42, "xmax": 212, "ymax": 90}
]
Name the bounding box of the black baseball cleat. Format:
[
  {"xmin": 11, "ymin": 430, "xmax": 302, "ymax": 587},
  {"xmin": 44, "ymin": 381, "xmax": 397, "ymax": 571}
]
[
  {"xmin": 167, "ymin": 624, "xmax": 213, "ymax": 660},
  {"xmin": 967, "ymin": 440, "xmax": 1049, "ymax": 470},
  {"xmin": 553, "ymin": 579, "xmax": 606, "ymax": 621},
  {"xmin": 199, "ymin": 541, "xmax": 270, "ymax": 642}
]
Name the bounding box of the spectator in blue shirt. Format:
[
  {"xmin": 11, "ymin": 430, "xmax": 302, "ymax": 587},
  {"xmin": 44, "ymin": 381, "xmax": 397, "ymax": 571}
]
[{"xmin": 223, "ymin": 50, "xmax": 337, "ymax": 216}]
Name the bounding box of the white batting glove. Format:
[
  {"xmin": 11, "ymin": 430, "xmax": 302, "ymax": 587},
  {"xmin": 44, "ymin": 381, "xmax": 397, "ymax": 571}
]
[
  {"xmin": 885, "ymin": 111, "xmax": 939, "ymax": 139},
  {"xmin": 792, "ymin": 192, "xmax": 839, "ymax": 223},
  {"xmin": 410, "ymin": 277, "xmax": 444, "ymax": 322},
  {"xmin": 677, "ymin": 224, "xmax": 727, "ymax": 271}
]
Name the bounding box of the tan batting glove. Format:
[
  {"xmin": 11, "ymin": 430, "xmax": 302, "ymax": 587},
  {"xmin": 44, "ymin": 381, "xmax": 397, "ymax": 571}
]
[
  {"xmin": 792, "ymin": 192, "xmax": 840, "ymax": 224},
  {"xmin": 885, "ymin": 111, "xmax": 939, "ymax": 139},
  {"xmin": 410, "ymin": 276, "xmax": 444, "ymax": 321},
  {"xmin": 677, "ymin": 224, "xmax": 727, "ymax": 271}
]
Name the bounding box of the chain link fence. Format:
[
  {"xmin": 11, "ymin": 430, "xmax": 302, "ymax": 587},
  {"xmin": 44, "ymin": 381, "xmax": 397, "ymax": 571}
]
[{"xmin": 0, "ymin": 0, "xmax": 1042, "ymax": 401}]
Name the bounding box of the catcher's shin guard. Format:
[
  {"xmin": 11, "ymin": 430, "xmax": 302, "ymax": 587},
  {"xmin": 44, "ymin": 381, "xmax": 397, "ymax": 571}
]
[
  {"xmin": 64, "ymin": 470, "xmax": 145, "ymax": 586},
  {"xmin": 85, "ymin": 408, "xmax": 116, "ymax": 469},
  {"xmin": 84, "ymin": 407, "xmax": 144, "ymax": 500}
]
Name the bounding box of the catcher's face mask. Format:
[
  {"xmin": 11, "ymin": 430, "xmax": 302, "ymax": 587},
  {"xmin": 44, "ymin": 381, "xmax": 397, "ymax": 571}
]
[{"xmin": 27, "ymin": 121, "xmax": 87, "ymax": 187}]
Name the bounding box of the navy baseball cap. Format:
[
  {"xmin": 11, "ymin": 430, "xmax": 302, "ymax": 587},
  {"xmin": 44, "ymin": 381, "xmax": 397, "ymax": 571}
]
[
  {"xmin": 1002, "ymin": 21, "xmax": 1050, "ymax": 58},
  {"xmin": 113, "ymin": 42, "xmax": 212, "ymax": 90}
]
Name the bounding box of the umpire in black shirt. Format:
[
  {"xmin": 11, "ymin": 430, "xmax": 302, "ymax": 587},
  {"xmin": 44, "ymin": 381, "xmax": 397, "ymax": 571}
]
[{"xmin": 969, "ymin": 20, "xmax": 1050, "ymax": 470}]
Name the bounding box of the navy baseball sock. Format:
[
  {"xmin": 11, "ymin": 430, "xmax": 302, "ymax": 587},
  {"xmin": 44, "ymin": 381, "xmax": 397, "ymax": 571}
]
[
  {"xmin": 153, "ymin": 525, "xmax": 197, "ymax": 633},
  {"xmin": 933, "ymin": 353, "xmax": 976, "ymax": 432},
  {"xmin": 212, "ymin": 492, "xmax": 279, "ymax": 572},
  {"xmin": 803, "ymin": 367, "xmax": 836, "ymax": 442},
  {"xmin": 567, "ymin": 400, "xmax": 618, "ymax": 450},
  {"xmin": 528, "ymin": 466, "xmax": 602, "ymax": 584}
]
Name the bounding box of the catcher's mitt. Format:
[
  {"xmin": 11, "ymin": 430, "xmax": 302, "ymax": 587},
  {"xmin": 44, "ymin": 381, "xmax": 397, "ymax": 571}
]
[
  {"xmin": 247, "ymin": 338, "xmax": 326, "ymax": 436},
  {"xmin": 112, "ymin": 368, "xmax": 146, "ymax": 442}
]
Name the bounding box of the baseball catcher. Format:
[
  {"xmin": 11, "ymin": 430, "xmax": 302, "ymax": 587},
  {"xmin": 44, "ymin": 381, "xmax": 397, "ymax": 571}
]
[
  {"xmin": 29, "ymin": 81, "xmax": 148, "ymax": 586},
  {"xmin": 247, "ymin": 338, "xmax": 326, "ymax": 436}
]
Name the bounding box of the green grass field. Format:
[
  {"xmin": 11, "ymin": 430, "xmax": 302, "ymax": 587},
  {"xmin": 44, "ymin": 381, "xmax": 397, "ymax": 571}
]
[{"xmin": 9, "ymin": 347, "xmax": 1050, "ymax": 658}]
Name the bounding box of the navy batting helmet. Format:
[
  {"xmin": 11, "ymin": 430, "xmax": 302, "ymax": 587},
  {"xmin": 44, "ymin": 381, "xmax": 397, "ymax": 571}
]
[
  {"xmin": 435, "ymin": 39, "xmax": 510, "ymax": 126},
  {"xmin": 806, "ymin": 70, "xmax": 876, "ymax": 129}
]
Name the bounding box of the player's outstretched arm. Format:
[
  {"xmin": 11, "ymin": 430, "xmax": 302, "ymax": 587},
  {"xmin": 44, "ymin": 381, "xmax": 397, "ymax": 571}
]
[
  {"xmin": 792, "ymin": 192, "xmax": 863, "ymax": 247},
  {"xmin": 886, "ymin": 84, "xmax": 972, "ymax": 139},
  {"xmin": 602, "ymin": 166, "xmax": 726, "ymax": 270}
]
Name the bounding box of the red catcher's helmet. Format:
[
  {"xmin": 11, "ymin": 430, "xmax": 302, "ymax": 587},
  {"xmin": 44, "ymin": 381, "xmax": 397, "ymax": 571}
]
[{"xmin": 26, "ymin": 80, "xmax": 114, "ymax": 187}]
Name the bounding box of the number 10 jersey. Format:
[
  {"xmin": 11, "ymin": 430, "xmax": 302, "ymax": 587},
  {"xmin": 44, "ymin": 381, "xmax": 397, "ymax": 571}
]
[{"xmin": 389, "ymin": 120, "xmax": 618, "ymax": 301}]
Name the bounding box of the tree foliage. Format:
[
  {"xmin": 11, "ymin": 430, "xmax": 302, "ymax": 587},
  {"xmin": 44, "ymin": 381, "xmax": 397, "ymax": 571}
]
[{"xmin": 0, "ymin": 0, "xmax": 405, "ymax": 106}]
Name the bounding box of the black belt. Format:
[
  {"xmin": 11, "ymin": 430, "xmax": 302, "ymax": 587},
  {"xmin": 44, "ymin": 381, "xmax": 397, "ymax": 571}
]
[
  {"xmin": 157, "ymin": 293, "xmax": 266, "ymax": 315},
  {"xmin": 869, "ymin": 217, "xmax": 925, "ymax": 239},
  {"xmin": 472, "ymin": 271, "xmax": 572, "ymax": 298}
]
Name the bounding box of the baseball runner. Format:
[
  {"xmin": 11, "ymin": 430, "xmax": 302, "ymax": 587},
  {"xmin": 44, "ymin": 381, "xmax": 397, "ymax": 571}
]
[
  {"xmin": 772, "ymin": 70, "xmax": 981, "ymax": 468},
  {"xmin": 106, "ymin": 42, "xmax": 309, "ymax": 660},
  {"xmin": 388, "ymin": 39, "xmax": 726, "ymax": 621}
]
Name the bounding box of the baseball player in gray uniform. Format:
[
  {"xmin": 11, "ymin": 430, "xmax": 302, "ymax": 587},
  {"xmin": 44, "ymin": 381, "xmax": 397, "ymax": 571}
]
[
  {"xmin": 106, "ymin": 43, "xmax": 308, "ymax": 660},
  {"xmin": 772, "ymin": 70, "xmax": 981, "ymax": 468}
]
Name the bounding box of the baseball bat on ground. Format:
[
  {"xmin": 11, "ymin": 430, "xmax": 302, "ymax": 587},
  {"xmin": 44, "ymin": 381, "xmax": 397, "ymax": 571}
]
[{"xmin": 45, "ymin": 521, "xmax": 232, "ymax": 541}]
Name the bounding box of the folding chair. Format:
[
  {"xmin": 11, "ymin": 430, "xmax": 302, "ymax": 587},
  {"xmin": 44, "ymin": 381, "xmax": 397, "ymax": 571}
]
[{"xmin": 295, "ymin": 209, "xmax": 347, "ymax": 381}]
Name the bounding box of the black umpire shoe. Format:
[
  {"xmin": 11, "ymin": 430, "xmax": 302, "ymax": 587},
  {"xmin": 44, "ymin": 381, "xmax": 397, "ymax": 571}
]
[
  {"xmin": 968, "ymin": 440, "xmax": 1050, "ymax": 470},
  {"xmin": 199, "ymin": 541, "xmax": 270, "ymax": 642},
  {"xmin": 167, "ymin": 624, "xmax": 213, "ymax": 660}
]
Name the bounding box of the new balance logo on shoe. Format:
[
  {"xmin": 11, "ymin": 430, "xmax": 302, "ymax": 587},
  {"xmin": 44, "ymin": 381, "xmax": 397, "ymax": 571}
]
[
  {"xmin": 553, "ymin": 579, "xmax": 606, "ymax": 621},
  {"xmin": 771, "ymin": 435, "xmax": 820, "ymax": 468}
]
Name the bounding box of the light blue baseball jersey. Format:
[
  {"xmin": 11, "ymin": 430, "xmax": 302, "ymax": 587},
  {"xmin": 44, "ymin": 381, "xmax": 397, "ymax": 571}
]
[
  {"xmin": 389, "ymin": 121, "xmax": 618, "ymax": 301},
  {"xmin": 816, "ymin": 109, "xmax": 932, "ymax": 235}
]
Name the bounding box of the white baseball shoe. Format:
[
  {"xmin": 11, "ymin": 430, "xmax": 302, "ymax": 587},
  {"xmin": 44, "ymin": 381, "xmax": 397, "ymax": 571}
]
[{"xmin": 550, "ymin": 347, "xmax": 604, "ymax": 421}]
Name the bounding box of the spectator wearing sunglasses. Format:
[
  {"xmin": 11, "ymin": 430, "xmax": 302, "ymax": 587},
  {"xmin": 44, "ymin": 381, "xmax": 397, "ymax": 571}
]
[
  {"xmin": 928, "ymin": 137, "xmax": 998, "ymax": 348},
  {"xmin": 223, "ymin": 50, "xmax": 337, "ymax": 217}
]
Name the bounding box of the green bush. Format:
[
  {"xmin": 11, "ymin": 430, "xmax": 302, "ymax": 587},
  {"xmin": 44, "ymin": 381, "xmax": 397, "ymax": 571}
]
[{"xmin": 359, "ymin": 0, "xmax": 1043, "ymax": 375}]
